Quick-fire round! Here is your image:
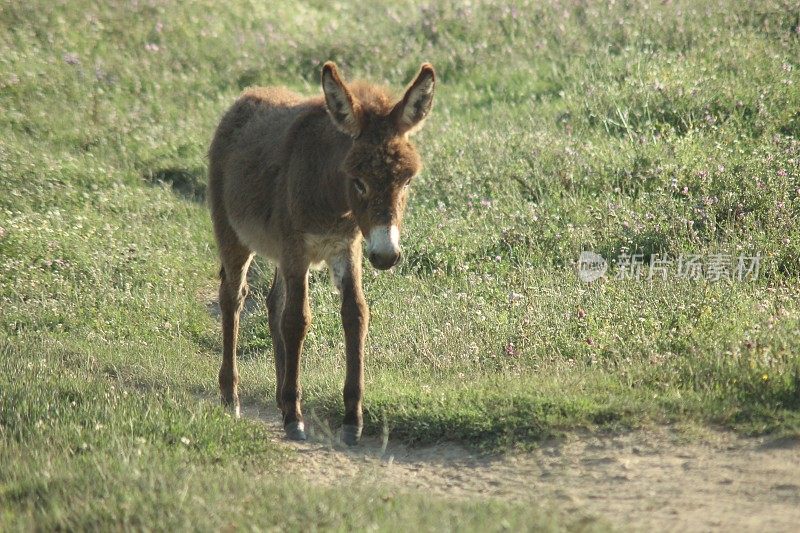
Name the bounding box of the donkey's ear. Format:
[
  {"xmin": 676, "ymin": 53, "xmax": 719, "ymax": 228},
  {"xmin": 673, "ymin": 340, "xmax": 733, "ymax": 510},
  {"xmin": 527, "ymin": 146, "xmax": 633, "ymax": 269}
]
[
  {"xmin": 392, "ymin": 63, "xmax": 435, "ymax": 136},
  {"xmin": 321, "ymin": 62, "xmax": 362, "ymax": 137}
]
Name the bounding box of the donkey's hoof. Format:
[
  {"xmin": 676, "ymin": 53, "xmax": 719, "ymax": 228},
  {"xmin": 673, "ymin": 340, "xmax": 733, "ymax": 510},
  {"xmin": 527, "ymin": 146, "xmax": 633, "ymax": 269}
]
[
  {"xmin": 284, "ymin": 421, "xmax": 307, "ymax": 441},
  {"xmin": 221, "ymin": 397, "xmax": 241, "ymax": 419},
  {"xmin": 341, "ymin": 424, "xmax": 362, "ymax": 446}
]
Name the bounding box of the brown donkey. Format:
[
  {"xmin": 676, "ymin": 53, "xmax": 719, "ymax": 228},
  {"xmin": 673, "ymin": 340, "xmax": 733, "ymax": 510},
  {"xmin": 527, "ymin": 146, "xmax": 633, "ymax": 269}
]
[{"xmin": 208, "ymin": 62, "xmax": 435, "ymax": 443}]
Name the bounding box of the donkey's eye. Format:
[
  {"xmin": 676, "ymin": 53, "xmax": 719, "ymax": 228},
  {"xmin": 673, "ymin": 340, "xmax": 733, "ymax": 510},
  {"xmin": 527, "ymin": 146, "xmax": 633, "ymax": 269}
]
[{"xmin": 352, "ymin": 179, "xmax": 367, "ymax": 195}]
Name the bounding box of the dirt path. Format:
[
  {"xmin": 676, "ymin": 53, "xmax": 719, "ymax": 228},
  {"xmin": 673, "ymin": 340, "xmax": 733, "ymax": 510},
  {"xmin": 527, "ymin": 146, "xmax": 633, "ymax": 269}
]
[
  {"xmin": 239, "ymin": 402, "xmax": 800, "ymax": 532},
  {"xmin": 203, "ymin": 292, "xmax": 799, "ymax": 530}
]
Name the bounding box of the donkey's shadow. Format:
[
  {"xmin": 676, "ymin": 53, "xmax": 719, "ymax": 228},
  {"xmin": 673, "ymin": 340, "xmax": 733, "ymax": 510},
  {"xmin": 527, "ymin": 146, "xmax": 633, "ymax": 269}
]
[{"xmin": 144, "ymin": 167, "xmax": 207, "ymax": 202}]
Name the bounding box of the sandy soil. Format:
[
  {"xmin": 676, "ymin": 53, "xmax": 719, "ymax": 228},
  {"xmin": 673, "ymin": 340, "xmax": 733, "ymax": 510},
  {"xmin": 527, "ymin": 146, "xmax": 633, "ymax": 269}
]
[{"xmin": 238, "ymin": 402, "xmax": 800, "ymax": 532}]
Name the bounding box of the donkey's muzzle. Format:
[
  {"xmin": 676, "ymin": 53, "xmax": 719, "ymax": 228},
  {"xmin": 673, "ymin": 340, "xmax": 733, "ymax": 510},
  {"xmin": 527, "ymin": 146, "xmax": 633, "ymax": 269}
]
[
  {"xmin": 366, "ymin": 225, "xmax": 401, "ymax": 270},
  {"xmin": 369, "ymin": 250, "xmax": 401, "ymax": 270}
]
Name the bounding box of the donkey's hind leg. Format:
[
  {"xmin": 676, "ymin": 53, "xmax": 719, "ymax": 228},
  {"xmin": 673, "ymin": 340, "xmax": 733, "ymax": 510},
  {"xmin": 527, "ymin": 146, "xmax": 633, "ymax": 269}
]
[
  {"xmin": 266, "ymin": 268, "xmax": 286, "ymax": 413},
  {"xmin": 217, "ymin": 240, "xmax": 254, "ymax": 418}
]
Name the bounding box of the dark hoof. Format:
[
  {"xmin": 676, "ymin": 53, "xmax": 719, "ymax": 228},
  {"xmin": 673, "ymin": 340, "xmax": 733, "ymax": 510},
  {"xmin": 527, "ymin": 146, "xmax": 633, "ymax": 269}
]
[
  {"xmin": 284, "ymin": 421, "xmax": 307, "ymax": 441},
  {"xmin": 341, "ymin": 424, "xmax": 362, "ymax": 446}
]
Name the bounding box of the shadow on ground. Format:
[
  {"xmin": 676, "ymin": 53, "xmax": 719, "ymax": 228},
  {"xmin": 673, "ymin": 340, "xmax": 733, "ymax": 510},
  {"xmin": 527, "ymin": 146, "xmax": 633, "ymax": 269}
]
[{"xmin": 144, "ymin": 167, "xmax": 207, "ymax": 202}]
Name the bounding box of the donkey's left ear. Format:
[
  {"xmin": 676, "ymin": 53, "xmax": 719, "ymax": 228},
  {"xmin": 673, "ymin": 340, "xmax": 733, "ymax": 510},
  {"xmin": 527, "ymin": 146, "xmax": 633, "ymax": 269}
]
[
  {"xmin": 392, "ymin": 63, "xmax": 435, "ymax": 136},
  {"xmin": 322, "ymin": 61, "xmax": 362, "ymax": 137}
]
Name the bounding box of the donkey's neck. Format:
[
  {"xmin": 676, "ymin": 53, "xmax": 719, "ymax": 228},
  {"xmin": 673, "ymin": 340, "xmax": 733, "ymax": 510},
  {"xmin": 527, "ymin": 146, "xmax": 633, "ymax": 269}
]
[
  {"xmin": 289, "ymin": 121, "xmax": 357, "ymax": 235},
  {"xmin": 301, "ymin": 167, "xmax": 357, "ymax": 237},
  {"xmin": 320, "ymin": 155, "xmax": 351, "ymax": 216}
]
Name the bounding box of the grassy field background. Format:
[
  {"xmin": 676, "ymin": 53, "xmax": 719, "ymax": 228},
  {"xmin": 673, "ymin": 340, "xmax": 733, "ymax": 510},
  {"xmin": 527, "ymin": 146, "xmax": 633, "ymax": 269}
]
[{"xmin": 2, "ymin": 0, "xmax": 799, "ymax": 529}]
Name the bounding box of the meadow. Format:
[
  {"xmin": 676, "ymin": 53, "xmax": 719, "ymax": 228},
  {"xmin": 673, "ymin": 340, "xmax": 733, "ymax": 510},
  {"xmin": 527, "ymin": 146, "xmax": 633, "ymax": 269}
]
[{"xmin": 1, "ymin": 0, "xmax": 799, "ymax": 529}]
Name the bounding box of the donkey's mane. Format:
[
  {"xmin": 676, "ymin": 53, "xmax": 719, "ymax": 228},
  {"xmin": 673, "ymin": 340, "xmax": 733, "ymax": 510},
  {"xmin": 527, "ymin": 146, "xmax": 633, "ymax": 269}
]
[{"xmin": 347, "ymin": 81, "xmax": 396, "ymax": 117}]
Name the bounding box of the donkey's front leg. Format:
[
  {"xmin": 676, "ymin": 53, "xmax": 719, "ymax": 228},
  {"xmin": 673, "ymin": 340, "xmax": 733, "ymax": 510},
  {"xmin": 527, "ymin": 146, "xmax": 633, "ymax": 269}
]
[
  {"xmin": 336, "ymin": 252, "xmax": 369, "ymax": 445},
  {"xmin": 279, "ymin": 268, "xmax": 311, "ymax": 441}
]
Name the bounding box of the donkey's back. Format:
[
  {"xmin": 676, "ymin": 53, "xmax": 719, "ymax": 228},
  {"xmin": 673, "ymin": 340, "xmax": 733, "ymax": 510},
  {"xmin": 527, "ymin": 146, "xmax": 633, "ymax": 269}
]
[
  {"xmin": 209, "ymin": 85, "xmax": 312, "ymax": 170},
  {"xmin": 208, "ymin": 86, "xmax": 326, "ymax": 259}
]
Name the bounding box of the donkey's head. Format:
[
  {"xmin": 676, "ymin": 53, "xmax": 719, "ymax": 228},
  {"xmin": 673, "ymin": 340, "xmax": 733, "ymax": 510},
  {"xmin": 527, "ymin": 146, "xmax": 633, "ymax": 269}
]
[{"xmin": 322, "ymin": 62, "xmax": 435, "ymax": 270}]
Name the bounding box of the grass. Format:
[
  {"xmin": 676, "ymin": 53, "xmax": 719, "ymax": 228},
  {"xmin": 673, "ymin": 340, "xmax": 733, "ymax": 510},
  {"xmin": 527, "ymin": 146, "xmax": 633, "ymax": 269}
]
[{"xmin": 1, "ymin": 0, "xmax": 799, "ymax": 528}]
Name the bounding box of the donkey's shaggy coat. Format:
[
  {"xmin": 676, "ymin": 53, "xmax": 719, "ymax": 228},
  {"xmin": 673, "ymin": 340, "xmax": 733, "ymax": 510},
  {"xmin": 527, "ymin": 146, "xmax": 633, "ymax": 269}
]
[{"xmin": 208, "ymin": 62, "xmax": 435, "ymax": 442}]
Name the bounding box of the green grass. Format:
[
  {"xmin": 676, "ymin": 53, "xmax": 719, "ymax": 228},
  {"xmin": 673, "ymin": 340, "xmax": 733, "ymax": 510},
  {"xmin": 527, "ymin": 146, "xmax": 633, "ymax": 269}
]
[{"xmin": 1, "ymin": 0, "xmax": 799, "ymax": 528}]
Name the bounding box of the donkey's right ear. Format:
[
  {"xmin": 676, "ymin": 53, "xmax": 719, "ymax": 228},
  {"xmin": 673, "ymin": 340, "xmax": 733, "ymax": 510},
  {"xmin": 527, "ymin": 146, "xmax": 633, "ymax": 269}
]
[
  {"xmin": 321, "ymin": 62, "xmax": 362, "ymax": 137},
  {"xmin": 392, "ymin": 63, "xmax": 435, "ymax": 136}
]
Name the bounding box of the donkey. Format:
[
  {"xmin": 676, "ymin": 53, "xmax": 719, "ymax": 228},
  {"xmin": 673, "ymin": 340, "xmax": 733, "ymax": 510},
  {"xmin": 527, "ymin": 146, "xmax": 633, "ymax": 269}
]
[{"xmin": 207, "ymin": 62, "xmax": 435, "ymax": 444}]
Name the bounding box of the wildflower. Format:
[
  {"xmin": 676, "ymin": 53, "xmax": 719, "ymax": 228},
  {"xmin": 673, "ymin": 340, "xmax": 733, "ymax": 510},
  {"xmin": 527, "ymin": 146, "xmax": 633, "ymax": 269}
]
[
  {"xmin": 63, "ymin": 52, "xmax": 80, "ymax": 65},
  {"xmin": 762, "ymin": 373, "xmax": 769, "ymax": 382},
  {"xmin": 508, "ymin": 292, "xmax": 524, "ymax": 303}
]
